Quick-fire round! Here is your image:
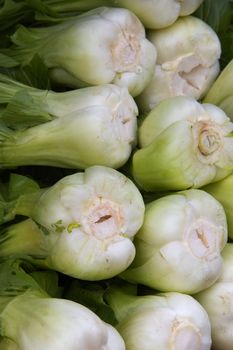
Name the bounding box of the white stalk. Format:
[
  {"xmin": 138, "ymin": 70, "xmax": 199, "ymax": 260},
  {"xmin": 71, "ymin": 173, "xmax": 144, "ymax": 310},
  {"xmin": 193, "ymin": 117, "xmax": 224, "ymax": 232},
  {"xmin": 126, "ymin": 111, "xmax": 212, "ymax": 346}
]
[
  {"xmin": 195, "ymin": 243, "xmax": 233, "ymax": 350},
  {"xmin": 115, "ymin": 0, "xmax": 204, "ymax": 29},
  {"xmin": 133, "ymin": 96, "xmax": 233, "ymax": 192},
  {"xmin": 121, "ymin": 189, "xmax": 227, "ymax": 293},
  {"xmin": 45, "ymin": 84, "xmax": 138, "ymax": 119},
  {"xmin": 27, "ymin": 7, "xmax": 157, "ymax": 96},
  {"xmin": 136, "ymin": 16, "xmax": 221, "ymax": 112},
  {"xmin": 0, "ymin": 84, "xmax": 138, "ymax": 169},
  {"xmin": 106, "ymin": 288, "xmax": 211, "ymax": 350},
  {"xmin": 31, "ymin": 166, "xmax": 145, "ymax": 280},
  {"xmin": 118, "ymin": 295, "xmax": 211, "ymax": 350},
  {"xmin": 1, "ymin": 290, "xmax": 125, "ymax": 350},
  {"xmin": 0, "ymin": 77, "xmax": 138, "ymax": 121}
]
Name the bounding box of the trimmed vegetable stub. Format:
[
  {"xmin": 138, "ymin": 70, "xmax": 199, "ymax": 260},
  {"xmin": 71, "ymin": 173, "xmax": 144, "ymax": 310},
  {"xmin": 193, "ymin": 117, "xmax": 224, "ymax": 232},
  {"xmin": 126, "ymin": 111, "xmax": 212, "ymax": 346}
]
[
  {"xmin": 136, "ymin": 16, "xmax": 221, "ymax": 112},
  {"xmin": 0, "ymin": 261, "xmax": 126, "ymax": 350},
  {"xmin": 115, "ymin": 0, "xmax": 204, "ymax": 29},
  {"xmin": 105, "ymin": 287, "xmax": 211, "ymax": 350},
  {"xmin": 10, "ymin": 166, "xmax": 144, "ymax": 280},
  {"xmin": 8, "ymin": 7, "xmax": 156, "ymax": 97},
  {"xmin": 195, "ymin": 243, "xmax": 233, "ymax": 350},
  {"xmin": 0, "ymin": 84, "xmax": 138, "ymax": 169},
  {"xmin": 132, "ymin": 96, "xmax": 233, "ymax": 192},
  {"xmin": 121, "ymin": 189, "xmax": 227, "ymax": 294}
]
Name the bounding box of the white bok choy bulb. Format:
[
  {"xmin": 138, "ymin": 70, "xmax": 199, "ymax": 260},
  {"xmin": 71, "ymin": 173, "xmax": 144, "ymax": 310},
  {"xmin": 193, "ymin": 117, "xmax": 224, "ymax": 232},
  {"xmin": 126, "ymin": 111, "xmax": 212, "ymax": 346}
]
[
  {"xmin": 9, "ymin": 7, "xmax": 156, "ymax": 97},
  {"xmin": 195, "ymin": 243, "xmax": 233, "ymax": 350},
  {"xmin": 35, "ymin": 83, "xmax": 137, "ymax": 121},
  {"xmin": 115, "ymin": 0, "xmax": 204, "ymax": 29},
  {"xmin": 105, "ymin": 287, "xmax": 211, "ymax": 350},
  {"xmin": 0, "ymin": 74, "xmax": 138, "ymax": 128},
  {"xmin": 121, "ymin": 189, "xmax": 227, "ymax": 294},
  {"xmin": 0, "ymin": 85, "xmax": 138, "ymax": 169},
  {"xmin": 0, "ymin": 261, "xmax": 125, "ymax": 350},
  {"xmin": 2, "ymin": 294, "xmax": 126, "ymax": 350},
  {"xmin": 136, "ymin": 16, "xmax": 221, "ymax": 112},
  {"xmin": 132, "ymin": 96, "xmax": 233, "ymax": 192},
  {"xmin": 0, "ymin": 166, "xmax": 145, "ymax": 280}
]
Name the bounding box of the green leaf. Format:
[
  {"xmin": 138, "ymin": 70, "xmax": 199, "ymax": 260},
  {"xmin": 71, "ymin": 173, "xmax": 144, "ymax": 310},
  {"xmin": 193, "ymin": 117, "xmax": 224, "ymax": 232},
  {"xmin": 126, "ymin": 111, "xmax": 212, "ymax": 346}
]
[
  {"xmin": 7, "ymin": 173, "xmax": 40, "ymax": 201},
  {"xmin": 0, "ymin": 0, "xmax": 30, "ymax": 32},
  {"xmin": 2, "ymin": 90, "xmax": 53, "ymax": 130},
  {"xmin": 25, "ymin": 0, "xmax": 59, "ymax": 17},
  {"xmin": 0, "ymin": 120, "xmax": 14, "ymax": 143},
  {"xmin": 29, "ymin": 270, "xmax": 63, "ymax": 297},
  {"xmin": 194, "ymin": 0, "xmax": 233, "ymax": 33},
  {"xmin": 16, "ymin": 54, "xmax": 51, "ymax": 89},
  {"xmin": 0, "ymin": 172, "xmax": 44, "ymax": 225},
  {"xmin": 0, "ymin": 259, "xmax": 40, "ymax": 298},
  {"xmin": 0, "ymin": 53, "xmax": 19, "ymax": 68},
  {"xmin": 0, "ymin": 54, "xmax": 51, "ymax": 89},
  {"xmin": 64, "ymin": 280, "xmax": 118, "ymax": 326},
  {"xmin": 194, "ymin": 0, "xmax": 233, "ymax": 68}
]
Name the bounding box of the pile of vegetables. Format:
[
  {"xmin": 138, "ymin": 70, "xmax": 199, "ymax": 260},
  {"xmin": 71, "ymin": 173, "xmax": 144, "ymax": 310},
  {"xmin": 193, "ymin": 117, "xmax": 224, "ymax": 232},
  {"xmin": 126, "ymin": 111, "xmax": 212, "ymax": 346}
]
[{"xmin": 0, "ymin": 0, "xmax": 233, "ymax": 349}]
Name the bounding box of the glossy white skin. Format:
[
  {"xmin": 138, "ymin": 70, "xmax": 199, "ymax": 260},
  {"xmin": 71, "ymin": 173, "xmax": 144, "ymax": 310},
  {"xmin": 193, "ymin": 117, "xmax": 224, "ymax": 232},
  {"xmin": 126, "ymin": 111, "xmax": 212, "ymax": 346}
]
[
  {"xmin": 45, "ymin": 84, "xmax": 138, "ymax": 119},
  {"xmin": 1, "ymin": 291, "xmax": 125, "ymax": 350},
  {"xmin": 195, "ymin": 244, "xmax": 233, "ymax": 350},
  {"xmin": 0, "ymin": 84, "xmax": 138, "ymax": 169},
  {"xmin": 121, "ymin": 189, "xmax": 228, "ymax": 293},
  {"xmin": 115, "ymin": 0, "xmax": 204, "ymax": 29},
  {"xmin": 137, "ymin": 96, "xmax": 233, "ymax": 188},
  {"xmin": 196, "ymin": 283, "xmax": 233, "ymax": 350},
  {"xmin": 136, "ymin": 16, "xmax": 221, "ymax": 112},
  {"xmin": 44, "ymin": 7, "xmax": 157, "ymax": 96},
  {"xmin": 116, "ymin": 292, "xmax": 211, "ymax": 350},
  {"xmin": 32, "ymin": 166, "xmax": 145, "ymax": 280}
]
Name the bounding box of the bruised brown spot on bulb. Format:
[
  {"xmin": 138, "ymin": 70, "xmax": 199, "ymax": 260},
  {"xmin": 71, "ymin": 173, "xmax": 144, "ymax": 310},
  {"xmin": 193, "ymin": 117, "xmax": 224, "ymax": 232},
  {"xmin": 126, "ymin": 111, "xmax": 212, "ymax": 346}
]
[
  {"xmin": 83, "ymin": 197, "xmax": 125, "ymax": 240},
  {"xmin": 95, "ymin": 215, "xmax": 112, "ymax": 224},
  {"xmin": 121, "ymin": 117, "xmax": 131, "ymax": 124},
  {"xmin": 186, "ymin": 219, "xmax": 220, "ymax": 259},
  {"xmin": 196, "ymin": 229, "xmax": 209, "ymax": 249}
]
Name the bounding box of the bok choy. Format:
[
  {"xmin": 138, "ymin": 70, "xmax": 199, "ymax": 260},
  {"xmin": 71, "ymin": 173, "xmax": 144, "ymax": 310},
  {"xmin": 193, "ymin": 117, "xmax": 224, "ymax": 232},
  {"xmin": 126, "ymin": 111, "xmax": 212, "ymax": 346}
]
[
  {"xmin": 104, "ymin": 285, "xmax": 212, "ymax": 350},
  {"xmin": 0, "ymin": 0, "xmax": 204, "ymax": 31},
  {"xmin": 136, "ymin": 16, "xmax": 221, "ymax": 112},
  {"xmin": 114, "ymin": 0, "xmax": 204, "ymax": 29},
  {"xmin": 0, "ymin": 166, "xmax": 145, "ymax": 280},
  {"xmin": 195, "ymin": 243, "xmax": 233, "ymax": 350},
  {"xmin": 132, "ymin": 96, "xmax": 233, "ymax": 192},
  {"xmin": 203, "ymin": 174, "xmax": 233, "ymax": 239},
  {"xmin": 120, "ymin": 189, "xmax": 227, "ymax": 294},
  {"xmin": 0, "ymin": 82, "xmax": 138, "ymax": 169},
  {"xmin": 2, "ymin": 6, "xmax": 156, "ymax": 97},
  {"xmin": 0, "ymin": 74, "xmax": 138, "ymax": 129},
  {"xmin": 0, "ymin": 259, "xmax": 125, "ymax": 350}
]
